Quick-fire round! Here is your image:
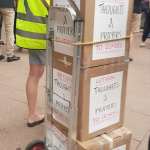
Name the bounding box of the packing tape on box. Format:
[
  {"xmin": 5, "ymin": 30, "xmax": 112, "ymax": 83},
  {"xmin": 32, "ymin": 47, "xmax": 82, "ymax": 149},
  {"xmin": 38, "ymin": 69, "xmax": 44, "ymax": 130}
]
[
  {"xmin": 97, "ymin": 139, "xmax": 105, "ymax": 149},
  {"xmin": 101, "ymin": 134, "xmax": 113, "ymax": 149},
  {"xmin": 52, "ymin": 36, "xmax": 130, "ymax": 46},
  {"xmin": 73, "ymin": 36, "xmax": 130, "ymax": 46},
  {"xmin": 111, "ymin": 127, "xmax": 132, "ymax": 141}
]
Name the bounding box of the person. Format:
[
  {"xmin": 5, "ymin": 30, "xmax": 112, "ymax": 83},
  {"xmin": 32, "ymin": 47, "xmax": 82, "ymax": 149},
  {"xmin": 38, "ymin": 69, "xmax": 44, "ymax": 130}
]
[
  {"xmin": 0, "ymin": 0, "xmax": 20, "ymax": 62},
  {"xmin": 0, "ymin": 16, "xmax": 2, "ymax": 39},
  {"xmin": 140, "ymin": 0, "xmax": 150, "ymax": 47},
  {"xmin": 130, "ymin": 0, "xmax": 142, "ymax": 61},
  {"xmin": 131, "ymin": 0, "xmax": 142, "ymax": 33},
  {"xmin": 15, "ymin": 0, "xmax": 50, "ymax": 127}
]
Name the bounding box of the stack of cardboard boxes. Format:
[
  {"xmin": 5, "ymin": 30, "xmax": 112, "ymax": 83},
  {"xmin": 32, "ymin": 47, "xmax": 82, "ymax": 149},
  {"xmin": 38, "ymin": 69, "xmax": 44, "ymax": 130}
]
[{"xmin": 47, "ymin": 0, "xmax": 133, "ymax": 149}]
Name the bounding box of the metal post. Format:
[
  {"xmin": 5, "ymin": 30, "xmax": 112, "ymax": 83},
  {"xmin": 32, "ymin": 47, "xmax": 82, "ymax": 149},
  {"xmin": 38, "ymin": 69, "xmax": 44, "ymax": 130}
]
[
  {"xmin": 67, "ymin": 0, "xmax": 80, "ymax": 16},
  {"xmin": 68, "ymin": 17, "xmax": 83, "ymax": 150},
  {"xmin": 45, "ymin": 9, "xmax": 55, "ymax": 150}
]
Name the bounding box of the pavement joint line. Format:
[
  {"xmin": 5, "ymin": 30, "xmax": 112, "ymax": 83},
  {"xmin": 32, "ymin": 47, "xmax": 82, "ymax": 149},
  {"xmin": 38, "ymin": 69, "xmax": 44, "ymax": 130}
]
[
  {"xmin": 132, "ymin": 138, "xmax": 142, "ymax": 143},
  {"xmin": 8, "ymin": 98, "xmax": 45, "ymax": 110},
  {"xmin": 128, "ymin": 108, "xmax": 150, "ymax": 118},
  {"xmin": 135, "ymin": 129, "xmax": 150, "ymax": 150},
  {"xmin": 0, "ymin": 83, "xmax": 25, "ymax": 92}
]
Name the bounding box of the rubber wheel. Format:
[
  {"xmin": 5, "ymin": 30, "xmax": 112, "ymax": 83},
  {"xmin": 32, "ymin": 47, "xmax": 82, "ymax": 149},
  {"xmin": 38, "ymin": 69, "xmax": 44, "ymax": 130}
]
[
  {"xmin": 25, "ymin": 140, "xmax": 46, "ymax": 150},
  {"xmin": 148, "ymin": 136, "xmax": 150, "ymax": 150}
]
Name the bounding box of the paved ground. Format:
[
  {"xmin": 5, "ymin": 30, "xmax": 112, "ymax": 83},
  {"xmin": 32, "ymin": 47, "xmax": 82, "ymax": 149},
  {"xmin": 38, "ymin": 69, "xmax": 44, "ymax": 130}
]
[
  {"xmin": 0, "ymin": 33, "xmax": 150, "ymax": 150},
  {"xmin": 125, "ymin": 33, "xmax": 150, "ymax": 150}
]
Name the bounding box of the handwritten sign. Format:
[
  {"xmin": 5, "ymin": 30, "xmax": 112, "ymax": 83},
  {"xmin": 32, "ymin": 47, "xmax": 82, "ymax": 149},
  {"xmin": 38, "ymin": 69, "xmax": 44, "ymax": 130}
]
[
  {"xmin": 89, "ymin": 71, "xmax": 123, "ymax": 133},
  {"xmin": 92, "ymin": 0, "xmax": 129, "ymax": 60},
  {"xmin": 92, "ymin": 40, "xmax": 125, "ymax": 60},
  {"xmin": 113, "ymin": 145, "xmax": 126, "ymax": 150},
  {"xmin": 53, "ymin": 69, "xmax": 72, "ymax": 127},
  {"xmin": 52, "ymin": 7, "xmax": 75, "ymax": 56},
  {"xmin": 93, "ymin": 0, "xmax": 129, "ymax": 41}
]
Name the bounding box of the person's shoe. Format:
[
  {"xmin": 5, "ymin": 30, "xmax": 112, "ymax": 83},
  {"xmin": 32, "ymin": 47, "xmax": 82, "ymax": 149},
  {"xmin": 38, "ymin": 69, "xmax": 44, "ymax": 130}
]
[
  {"xmin": 27, "ymin": 117, "xmax": 45, "ymax": 127},
  {"xmin": 140, "ymin": 42, "xmax": 145, "ymax": 47},
  {"xmin": 27, "ymin": 114, "xmax": 45, "ymax": 127},
  {"xmin": 0, "ymin": 40, "xmax": 4, "ymax": 45},
  {"xmin": 0, "ymin": 55, "xmax": 5, "ymax": 61},
  {"xmin": 129, "ymin": 58, "xmax": 133, "ymax": 62},
  {"xmin": 7, "ymin": 55, "xmax": 20, "ymax": 62}
]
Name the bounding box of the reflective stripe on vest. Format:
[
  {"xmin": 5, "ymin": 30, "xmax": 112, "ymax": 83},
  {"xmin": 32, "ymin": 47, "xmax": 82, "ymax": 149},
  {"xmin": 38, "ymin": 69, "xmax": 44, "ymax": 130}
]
[
  {"xmin": 41, "ymin": 0, "xmax": 49, "ymax": 10},
  {"xmin": 16, "ymin": 0, "xmax": 50, "ymax": 49}
]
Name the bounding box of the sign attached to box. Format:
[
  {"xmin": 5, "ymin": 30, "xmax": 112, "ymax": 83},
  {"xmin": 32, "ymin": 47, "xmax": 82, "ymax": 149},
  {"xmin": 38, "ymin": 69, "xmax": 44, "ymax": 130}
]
[
  {"xmin": 53, "ymin": 69, "xmax": 72, "ymax": 126},
  {"xmin": 89, "ymin": 71, "xmax": 123, "ymax": 133},
  {"xmin": 52, "ymin": 6, "xmax": 76, "ymax": 56},
  {"xmin": 113, "ymin": 145, "xmax": 126, "ymax": 150},
  {"xmin": 92, "ymin": 0, "xmax": 129, "ymax": 60},
  {"xmin": 93, "ymin": 0, "xmax": 129, "ymax": 41},
  {"xmin": 92, "ymin": 40, "xmax": 125, "ymax": 60}
]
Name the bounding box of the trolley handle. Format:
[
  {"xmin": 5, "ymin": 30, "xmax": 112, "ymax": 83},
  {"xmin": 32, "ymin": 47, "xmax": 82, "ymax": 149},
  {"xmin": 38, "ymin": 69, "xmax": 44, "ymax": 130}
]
[{"xmin": 67, "ymin": 0, "xmax": 80, "ymax": 16}]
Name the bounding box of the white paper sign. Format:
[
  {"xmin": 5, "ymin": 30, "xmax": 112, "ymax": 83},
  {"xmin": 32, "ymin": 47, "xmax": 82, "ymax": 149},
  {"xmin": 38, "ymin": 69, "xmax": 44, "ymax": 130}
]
[
  {"xmin": 54, "ymin": 41, "xmax": 74, "ymax": 56},
  {"xmin": 113, "ymin": 145, "xmax": 126, "ymax": 150},
  {"xmin": 53, "ymin": 8, "xmax": 75, "ymax": 56},
  {"xmin": 53, "ymin": 69, "xmax": 72, "ymax": 127},
  {"xmin": 92, "ymin": 40, "xmax": 125, "ymax": 60},
  {"xmin": 52, "ymin": 132, "xmax": 67, "ymax": 150},
  {"xmin": 89, "ymin": 71, "xmax": 123, "ymax": 133},
  {"xmin": 93, "ymin": 0, "xmax": 129, "ymax": 41},
  {"xmin": 53, "ymin": 0, "xmax": 80, "ymax": 10},
  {"xmin": 92, "ymin": 0, "xmax": 129, "ymax": 60}
]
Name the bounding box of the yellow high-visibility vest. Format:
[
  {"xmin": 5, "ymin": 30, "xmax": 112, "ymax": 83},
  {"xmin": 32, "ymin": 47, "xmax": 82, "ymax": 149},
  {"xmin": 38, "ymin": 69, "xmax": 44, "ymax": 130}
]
[{"xmin": 16, "ymin": 0, "xmax": 51, "ymax": 50}]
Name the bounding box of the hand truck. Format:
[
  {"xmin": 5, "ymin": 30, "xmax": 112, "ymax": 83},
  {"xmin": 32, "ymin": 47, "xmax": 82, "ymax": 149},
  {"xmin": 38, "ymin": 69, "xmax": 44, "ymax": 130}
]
[{"xmin": 25, "ymin": 0, "xmax": 83, "ymax": 149}]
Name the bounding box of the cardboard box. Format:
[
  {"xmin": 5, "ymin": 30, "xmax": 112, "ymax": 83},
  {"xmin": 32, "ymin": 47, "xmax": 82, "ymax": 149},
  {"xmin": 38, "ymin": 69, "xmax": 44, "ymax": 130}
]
[
  {"xmin": 50, "ymin": 52, "xmax": 128, "ymax": 141},
  {"xmin": 77, "ymin": 127, "xmax": 132, "ymax": 150},
  {"xmin": 52, "ymin": 0, "xmax": 133, "ymax": 67},
  {"xmin": 46, "ymin": 125, "xmax": 132, "ymax": 150}
]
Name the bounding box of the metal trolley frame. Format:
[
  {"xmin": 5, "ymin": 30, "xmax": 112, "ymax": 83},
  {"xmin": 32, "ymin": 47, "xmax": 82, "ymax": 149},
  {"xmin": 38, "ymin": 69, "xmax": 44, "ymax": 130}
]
[{"xmin": 45, "ymin": 1, "xmax": 83, "ymax": 149}]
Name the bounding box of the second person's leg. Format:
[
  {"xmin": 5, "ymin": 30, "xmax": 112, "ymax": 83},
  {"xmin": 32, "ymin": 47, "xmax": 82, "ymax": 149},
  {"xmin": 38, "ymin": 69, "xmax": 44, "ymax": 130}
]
[
  {"xmin": 26, "ymin": 50, "xmax": 46, "ymax": 127},
  {"xmin": 2, "ymin": 8, "xmax": 20, "ymax": 62}
]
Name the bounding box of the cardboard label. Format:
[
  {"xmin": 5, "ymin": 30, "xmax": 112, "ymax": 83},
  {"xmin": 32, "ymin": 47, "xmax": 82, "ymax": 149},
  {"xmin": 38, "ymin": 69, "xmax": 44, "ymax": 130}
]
[
  {"xmin": 53, "ymin": 69, "xmax": 72, "ymax": 127},
  {"xmin": 53, "ymin": 7, "xmax": 75, "ymax": 56},
  {"xmin": 92, "ymin": 40, "xmax": 125, "ymax": 60},
  {"xmin": 54, "ymin": 41, "xmax": 74, "ymax": 56},
  {"xmin": 113, "ymin": 145, "xmax": 126, "ymax": 150},
  {"xmin": 53, "ymin": 0, "xmax": 80, "ymax": 10},
  {"xmin": 89, "ymin": 71, "xmax": 123, "ymax": 133},
  {"xmin": 46, "ymin": 126, "xmax": 68, "ymax": 150},
  {"xmin": 52, "ymin": 132, "xmax": 67, "ymax": 150},
  {"xmin": 93, "ymin": 0, "xmax": 129, "ymax": 41}
]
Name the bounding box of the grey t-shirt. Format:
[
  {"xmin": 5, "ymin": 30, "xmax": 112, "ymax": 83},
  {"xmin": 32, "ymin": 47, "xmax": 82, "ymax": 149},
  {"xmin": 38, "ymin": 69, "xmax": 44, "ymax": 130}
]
[{"xmin": 0, "ymin": 0, "xmax": 14, "ymax": 8}]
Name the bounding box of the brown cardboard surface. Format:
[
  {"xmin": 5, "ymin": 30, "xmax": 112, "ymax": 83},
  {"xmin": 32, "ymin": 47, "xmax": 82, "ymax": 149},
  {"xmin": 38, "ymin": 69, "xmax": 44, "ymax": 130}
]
[
  {"xmin": 77, "ymin": 127, "xmax": 132, "ymax": 150},
  {"xmin": 52, "ymin": 0, "xmax": 133, "ymax": 67},
  {"xmin": 51, "ymin": 52, "xmax": 128, "ymax": 141},
  {"xmin": 78, "ymin": 62, "xmax": 128, "ymax": 141},
  {"xmin": 80, "ymin": 0, "xmax": 133, "ymax": 67}
]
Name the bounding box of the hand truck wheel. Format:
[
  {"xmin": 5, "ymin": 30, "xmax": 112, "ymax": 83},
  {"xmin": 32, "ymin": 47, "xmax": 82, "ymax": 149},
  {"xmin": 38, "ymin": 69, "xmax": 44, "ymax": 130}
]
[
  {"xmin": 25, "ymin": 140, "xmax": 46, "ymax": 150},
  {"xmin": 148, "ymin": 136, "xmax": 150, "ymax": 150}
]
